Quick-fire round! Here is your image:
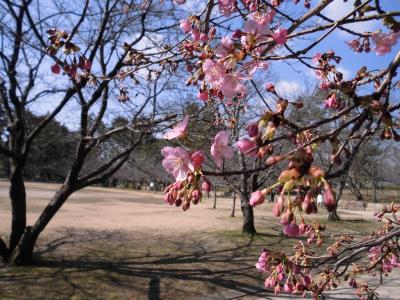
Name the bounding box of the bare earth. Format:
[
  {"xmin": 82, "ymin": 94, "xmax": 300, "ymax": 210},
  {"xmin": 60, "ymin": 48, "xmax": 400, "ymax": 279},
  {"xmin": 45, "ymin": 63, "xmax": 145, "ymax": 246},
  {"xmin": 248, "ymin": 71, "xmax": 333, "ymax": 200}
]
[{"xmin": 0, "ymin": 182, "xmax": 398, "ymax": 300}]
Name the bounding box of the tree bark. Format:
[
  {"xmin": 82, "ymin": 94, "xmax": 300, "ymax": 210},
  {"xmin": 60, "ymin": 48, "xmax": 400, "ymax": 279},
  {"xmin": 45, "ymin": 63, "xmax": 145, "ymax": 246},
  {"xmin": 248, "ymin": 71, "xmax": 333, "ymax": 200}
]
[
  {"xmin": 240, "ymin": 193, "xmax": 256, "ymax": 234},
  {"xmin": 230, "ymin": 192, "xmax": 236, "ymax": 218},
  {"xmin": 8, "ymin": 183, "xmax": 74, "ymax": 265},
  {"xmin": 213, "ymin": 185, "xmax": 217, "ymax": 209},
  {"xmin": 8, "ymin": 158, "xmax": 27, "ymax": 253},
  {"xmin": 328, "ymin": 209, "xmax": 340, "ymax": 221}
]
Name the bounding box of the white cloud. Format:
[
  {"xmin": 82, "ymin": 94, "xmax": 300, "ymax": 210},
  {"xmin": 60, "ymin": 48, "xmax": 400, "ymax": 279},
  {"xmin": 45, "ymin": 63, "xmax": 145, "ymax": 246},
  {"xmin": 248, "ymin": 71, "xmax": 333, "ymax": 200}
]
[
  {"xmin": 322, "ymin": 1, "xmax": 377, "ymax": 37},
  {"xmin": 275, "ymin": 80, "xmax": 304, "ymax": 98},
  {"xmin": 180, "ymin": 0, "xmax": 208, "ymax": 15},
  {"xmin": 336, "ymin": 66, "xmax": 352, "ymax": 81}
]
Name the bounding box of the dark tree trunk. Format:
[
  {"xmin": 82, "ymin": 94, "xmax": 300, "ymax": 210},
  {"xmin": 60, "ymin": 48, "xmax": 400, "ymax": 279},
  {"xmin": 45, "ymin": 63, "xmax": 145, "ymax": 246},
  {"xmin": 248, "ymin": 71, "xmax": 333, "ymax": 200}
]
[
  {"xmin": 328, "ymin": 209, "xmax": 340, "ymax": 221},
  {"xmin": 8, "ymin": 183, "xmax": 74, "ymax": 265},
  {"xmin": 8, "ymin": 159, "xmax": 27, "ymax": 253},
  {"xmin": 213, "ymin": 185, "xmax": 217, "ymax": 209},
  {"xmin": 240, "ymin": 193, "xmax": 256, "ymax": 234},
  {"xmin": 349, "ymin": 178, "xmax": 363, "ymax": 201},
  {"xmin": 230, "ymin": 192, "xmax": 236, "ymax": 218}
]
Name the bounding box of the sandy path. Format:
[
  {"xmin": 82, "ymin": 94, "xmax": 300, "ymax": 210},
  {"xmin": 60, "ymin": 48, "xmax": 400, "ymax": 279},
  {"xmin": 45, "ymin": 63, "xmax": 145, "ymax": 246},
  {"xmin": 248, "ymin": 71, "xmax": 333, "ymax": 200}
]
[{"xmin": 0, "ymin": 181, "xmax": 379, "ymax": 236}]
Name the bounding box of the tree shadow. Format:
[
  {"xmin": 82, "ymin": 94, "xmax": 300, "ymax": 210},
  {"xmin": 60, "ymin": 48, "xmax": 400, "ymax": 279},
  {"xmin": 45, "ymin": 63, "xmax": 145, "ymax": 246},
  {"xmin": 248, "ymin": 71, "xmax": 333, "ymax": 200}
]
[{"xmin": 0, "ymin": 228, "xmax": 275, "ymax": 299}]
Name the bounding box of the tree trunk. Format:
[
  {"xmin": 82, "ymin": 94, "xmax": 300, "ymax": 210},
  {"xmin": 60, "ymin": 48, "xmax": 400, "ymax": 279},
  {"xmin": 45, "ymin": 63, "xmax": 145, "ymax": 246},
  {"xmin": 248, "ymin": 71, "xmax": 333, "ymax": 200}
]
[
  {"xmin": 349, "ymin": 178, "xmax": 364, "ymax": 201},
  {"xmin": 328, "ymin": 209, "xmax": 340, "ymax": 221},
  {"xmin": 240, "ymin": 193, "xmax": 256, "ymax": 234},
  {"xmin": 213, "ymin": 186, "xmax": 217, "ymax": 209},
  {"xmin": 8, "ymin": 159, "xmax": 27, "ymax": 252},
  {"xmin": 230, "ymin": 192, "xmax": 236, "ymax": 217},
  {"xmin": 8, "ymin": 183, "xmax": 74, "ymax": 265}
]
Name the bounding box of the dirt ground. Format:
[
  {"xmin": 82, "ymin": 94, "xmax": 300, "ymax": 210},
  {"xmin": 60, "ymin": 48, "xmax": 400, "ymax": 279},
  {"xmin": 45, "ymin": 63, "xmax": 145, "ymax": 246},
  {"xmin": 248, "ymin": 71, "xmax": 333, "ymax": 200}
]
[{"xmin": 0, "ymin": 182, "xmax": 398, "ymax": 300}]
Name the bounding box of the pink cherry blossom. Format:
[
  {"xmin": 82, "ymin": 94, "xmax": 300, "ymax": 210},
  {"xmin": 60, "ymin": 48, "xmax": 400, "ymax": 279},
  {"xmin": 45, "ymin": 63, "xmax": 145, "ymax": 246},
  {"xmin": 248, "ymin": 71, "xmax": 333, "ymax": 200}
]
[
  {"xmin": 180, "ymin": 19, "xmax": 191, "ymax": 33},
  {"xmin": 312, "ymin": 52, "xmax": 322, "ymax": 63},
  {"xmin": 242, "ymin": 61, "xmax": 269, "ymax": 76},
  {"xmin": 249, "ymin": 190, "xmax": 265, "ymax": 206},
  {"xmin": 325, "ymin": 93, "xmax": 337, "ymax": 108},
  {"xmin": 235, "ymin": 138, "xmax": 258, "ymax": 157},
  {"xmin": 272, "ymin": 27, "xmax": 287, "ymax": 45},
  {"xmin": 246, "ymin": 122, "xmax": 259, "ymax": 137},
  {"xmin": 345, "ymin": 39, "xmax": 360, "ymax": 52},
  {"xmin": 191, "ymin": 150, "xmax": 205, "ymax": 168},
  {"xmin": 161, "ymin": 146, "xmax": 194, "ymax": 181},
  {"xmin": 211, "ymin": 131, "xmax": 234, "ymax": 167},
  {"xmin": 203, "ymin": 59, "xmax": 225, "ymax": 84},
  {"xmin": 215, "ymin": 36, "xmax": 233, "ymax": 58},
  {"xmin": 191, "ymin": 28, "xmax": 200, "ymax": 41},
  {"xmin": 163, "ymin": 115, "xmax": 189, "ymax": 140},
  {"xmin": 371, "ymin": 31, "xmax": 400, "ymax": 56},
  {"xmin": 220, "ymin": 73, "xmax": 240, "ymax": 99},
  {"xmin": 218, "ymin": 0, "xmax": 236, "ymax": 16}
]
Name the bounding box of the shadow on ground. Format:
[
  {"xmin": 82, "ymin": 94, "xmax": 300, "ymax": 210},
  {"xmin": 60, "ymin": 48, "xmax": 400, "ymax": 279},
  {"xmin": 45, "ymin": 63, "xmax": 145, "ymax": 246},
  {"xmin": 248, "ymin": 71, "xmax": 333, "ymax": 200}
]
[{"xmin": 0, "ymin": 228, "xmax": 283, "ymax": 300}]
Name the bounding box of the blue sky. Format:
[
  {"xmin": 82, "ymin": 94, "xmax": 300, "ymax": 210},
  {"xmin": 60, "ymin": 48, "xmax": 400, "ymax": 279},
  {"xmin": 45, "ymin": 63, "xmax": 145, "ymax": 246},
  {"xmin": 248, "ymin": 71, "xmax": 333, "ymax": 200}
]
[
  {"xmin": 29, "ymin": 0, "xmax": 400, "ymax": 129},
  {"xmin": 270, "ymin": 0, "xmax": 400, "ymax": 97}
]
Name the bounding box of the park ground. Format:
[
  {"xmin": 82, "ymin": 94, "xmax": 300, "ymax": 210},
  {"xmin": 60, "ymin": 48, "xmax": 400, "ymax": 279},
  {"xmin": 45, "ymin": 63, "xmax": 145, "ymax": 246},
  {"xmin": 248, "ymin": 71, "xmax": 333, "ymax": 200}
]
[{"xmin": 0, "ymin": 182, "xmax": 399, "ymax": 300}]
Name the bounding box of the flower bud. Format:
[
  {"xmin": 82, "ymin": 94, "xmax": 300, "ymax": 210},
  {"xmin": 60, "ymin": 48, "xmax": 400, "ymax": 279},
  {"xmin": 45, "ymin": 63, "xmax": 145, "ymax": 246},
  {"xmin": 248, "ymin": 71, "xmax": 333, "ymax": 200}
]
[
  {"xmin": 283, "ymin": 221, "xmax": 300, "ymax": 237},
  {"xmin": 202, "ymin": 179, "xmax": 212, "ymax": 193},
  {"xmin": 323, "ymin": 182, "xmax": 336, "ymax": 212},
  {"xmin": 249, "ymin": 190, "xmax": 265, "ymax": 207}
]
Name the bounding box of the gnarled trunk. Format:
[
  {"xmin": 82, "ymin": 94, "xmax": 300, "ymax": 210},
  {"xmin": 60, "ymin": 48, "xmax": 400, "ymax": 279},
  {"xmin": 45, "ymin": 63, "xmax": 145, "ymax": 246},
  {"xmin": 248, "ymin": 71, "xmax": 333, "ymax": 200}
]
[{"xmin": 7, "ymin": 183, "xmax": 74, "ymax": 265}]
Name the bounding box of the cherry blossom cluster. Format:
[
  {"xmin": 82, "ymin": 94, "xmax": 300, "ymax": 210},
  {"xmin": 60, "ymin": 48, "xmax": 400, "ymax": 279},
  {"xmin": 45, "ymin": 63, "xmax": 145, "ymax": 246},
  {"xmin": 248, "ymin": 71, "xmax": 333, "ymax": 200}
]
[
  {"xmin": 346, "ymin": 31, "xmax": 400, "ymax": 56},
  {"xmin": 179, "ymin": 3, "xmax": 289, "ymax": 103},
  {"xmin": 256, "ymin": 248, "xmax": 314, "ymax": 296},
  {"xmin": 46, "ymin": 28, "xmax": 92, "ymax": 78},
  {"xmin": 249, "ymin": 149, "xmax": 336, "ymax": 237}
]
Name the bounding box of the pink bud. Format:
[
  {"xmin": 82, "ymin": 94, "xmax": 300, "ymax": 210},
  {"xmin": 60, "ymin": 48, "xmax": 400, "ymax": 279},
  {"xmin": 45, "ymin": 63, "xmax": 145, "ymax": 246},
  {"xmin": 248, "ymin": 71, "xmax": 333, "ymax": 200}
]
[
  {"xmin": 191, "ymin": 150, "xmax": 205, "ymax": 168},
  {"xmin": 246, "ymin": 122, "xmax": 259, "ymax": 137},
  {"xmin": 272, "ymin": 203, "xmax": 282, "ymax": 217},
  {"xmin": 265, "ymin": 83, "xmax": 275, "ymax": 93},
  {"xmin": 202, "ymin": 180, "xmax": 212, "ymax": 193},
  {"xmin": 51, "ymin": 63, "xmax": 61, "ymax": 74},
  {"xmin": 274, "ymin": 285, "xmax": 281, "ymax": 295},
  {"xmin": 180, "ymin": 19, "xmax": 191, "ymax": 33},
  {"xmin": 323, "ymin": 182, "xmax": 336, "ymax": 212},
  {"xmin": 232, "ymin": 29, "xmax": 242, "ymax": 39},
  {"xmin": 197, "ymin": 91, "xmax": 209, "ymax": 101},
  {"xmin": 284, "ymin": 282, "xmax": 293, "ymax": 293},
  {"xmin": 191, "ymin": 29, "xmax": 200, "ymax": 41},
  {"xmin": 175, "ymin": 198, "xmax": 182, "ymax": 207},
  {"xmin": 200, "ymin": 33, "xmax": 208, "ymax": 42},
  {"xmin": 299, "ymin": 218, "xmax": 307, "ymax": 234},
  {"xmin": 272, "ymin": 27, "xmax": 287, "ymax": 45},
  {"xmin": 192, "ymin": 189, "xmax": 202, "ymax": 202},
  {"xmin": 301, "ymin": 191, "xmax": 314, "ymax": 214},
  {"xmin": 249, "ymin": 190, "xmax": 265, "ymax": 207},
  {"xmin": 283, "ymin": 221, "xmax": 300, "ymax": 237},
  {"xmin": 163, "ymin": 193, "xmax": 174, "ymax": 204},
  {"xmin": 82, "ymin": 59, "xmax": 92, "ymax": 71},
  {"xmin": 235, "ymin": 138, "xmax": 257, "ymax": 157},
  {"xmin": 302, "ymin": 274, "xmax": 312, "ymax": 286},
  {"xmin": 173, "ymin": 181, "xmax": 183, "ymax": 190}
]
